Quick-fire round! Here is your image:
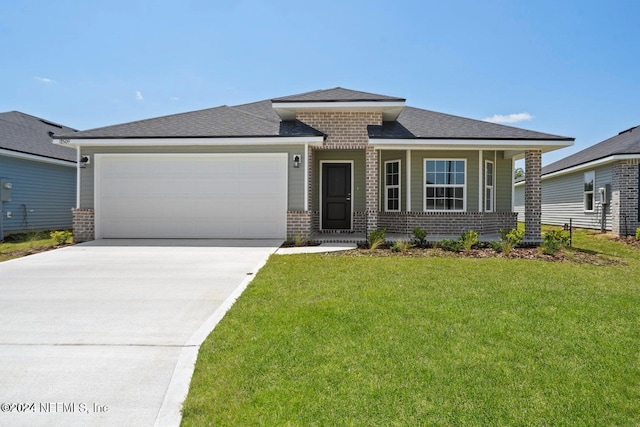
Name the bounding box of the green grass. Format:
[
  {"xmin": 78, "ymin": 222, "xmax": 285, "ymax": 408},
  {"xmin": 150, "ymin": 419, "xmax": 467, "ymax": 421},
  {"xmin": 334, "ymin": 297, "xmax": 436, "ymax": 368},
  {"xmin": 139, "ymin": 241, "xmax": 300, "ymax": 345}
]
[
  {"xmin": 0, "ymin": 231, "xmax": 61, "ymax": 262},
  {"xmin": 181, "ymin": 229, "xmax": 640, "ymax": 426}
]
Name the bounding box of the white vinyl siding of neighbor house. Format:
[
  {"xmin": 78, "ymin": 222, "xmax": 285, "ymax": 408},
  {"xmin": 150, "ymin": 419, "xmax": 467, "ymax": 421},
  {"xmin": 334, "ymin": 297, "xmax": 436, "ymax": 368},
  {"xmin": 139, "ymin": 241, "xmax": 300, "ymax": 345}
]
[
  {"xmin": 79, "ymin": 144, "xmax": 306, "ymax": 211},
  {"xmin": 514, "ymin": 164, "xmax": 612, "ymax": 230}
]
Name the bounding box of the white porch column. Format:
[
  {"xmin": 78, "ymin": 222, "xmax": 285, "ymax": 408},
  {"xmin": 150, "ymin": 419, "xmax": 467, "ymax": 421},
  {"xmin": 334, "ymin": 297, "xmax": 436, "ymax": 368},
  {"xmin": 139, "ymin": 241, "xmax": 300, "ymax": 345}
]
[{"xmin": 406, "ymin": 150, "xmax": 411, "ymax": 212}]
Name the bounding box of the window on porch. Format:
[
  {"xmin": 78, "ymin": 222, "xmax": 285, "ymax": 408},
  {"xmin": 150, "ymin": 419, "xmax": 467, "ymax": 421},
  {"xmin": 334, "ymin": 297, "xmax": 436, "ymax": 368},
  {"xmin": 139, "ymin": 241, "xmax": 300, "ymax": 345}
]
[
  {"xmin": 425, "ymin": 159, "xmax": 466, "ymax": 211},
  {"xmin": 485, "ymin": 160, "xmax": 494, "ymax": 212},
  {"xmin": 385, "ymin": 160, "xmax": 401, "ymax": 212}
]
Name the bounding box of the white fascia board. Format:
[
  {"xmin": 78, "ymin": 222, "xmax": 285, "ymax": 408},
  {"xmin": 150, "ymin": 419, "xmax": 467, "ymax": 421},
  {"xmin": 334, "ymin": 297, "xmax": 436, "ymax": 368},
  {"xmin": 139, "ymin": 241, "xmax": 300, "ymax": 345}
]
[
  {"xmin": 52, "ymin": 136, "xmax": 325, "ymax": 147},
  {"xmin": 514, "ymin": 154, "xmax": 640, "ymax": 186},
  {"xmin": 370, "ymin": 138, "xmax": 573, "ymax": 153},
  {"xmin": 0, "ymin": 148, "xmax": 76, "ymax": 167}
]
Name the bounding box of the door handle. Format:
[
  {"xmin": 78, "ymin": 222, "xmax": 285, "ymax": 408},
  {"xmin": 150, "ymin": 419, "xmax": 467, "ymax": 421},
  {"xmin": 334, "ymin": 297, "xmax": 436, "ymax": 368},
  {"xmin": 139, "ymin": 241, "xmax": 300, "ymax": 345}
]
[{"xmin": 346, "ymin": 193, "xmax": 351, "ymax": 201}]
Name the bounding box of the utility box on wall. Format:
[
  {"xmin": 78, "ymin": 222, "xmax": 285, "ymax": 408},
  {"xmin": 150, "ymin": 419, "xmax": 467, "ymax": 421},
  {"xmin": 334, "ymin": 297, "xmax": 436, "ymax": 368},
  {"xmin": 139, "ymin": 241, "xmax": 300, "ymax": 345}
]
[{"xmin": 0, "ymin": 178, "xmax": 12, "ymax": 202}]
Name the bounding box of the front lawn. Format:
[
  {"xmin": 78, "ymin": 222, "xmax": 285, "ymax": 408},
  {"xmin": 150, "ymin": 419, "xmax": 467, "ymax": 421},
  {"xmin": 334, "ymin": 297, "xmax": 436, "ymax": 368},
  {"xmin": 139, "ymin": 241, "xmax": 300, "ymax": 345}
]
[
  {"xmin": 0, "ymin": 231, "xmax": 68, "ymax": 262},
  {"xmin": 181, "ymin": 229, "xmax": 640, "ymax": 426}
]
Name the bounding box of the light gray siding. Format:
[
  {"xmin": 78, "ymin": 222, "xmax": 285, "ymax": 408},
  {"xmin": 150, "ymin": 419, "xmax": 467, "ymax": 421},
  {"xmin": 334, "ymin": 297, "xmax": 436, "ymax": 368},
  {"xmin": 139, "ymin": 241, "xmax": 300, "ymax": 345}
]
[
  {"xmin": 514, "ymin": 164, "xmax": 613, "ymax": 230},
  {"xmin": 80, "ymin": 145, "xmax": 306, "ymax": 211},
  {"xmin": 0, "ymin": 155, "xmax": 76, "ymax": 234}
]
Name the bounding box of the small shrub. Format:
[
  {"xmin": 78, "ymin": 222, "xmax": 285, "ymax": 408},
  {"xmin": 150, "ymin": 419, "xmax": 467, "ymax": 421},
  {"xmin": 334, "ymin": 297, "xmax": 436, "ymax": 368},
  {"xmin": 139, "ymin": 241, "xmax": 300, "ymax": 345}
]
[
  {"xmin": 636, "ymin": 227, "xmax": 640, "ymax": 240},
  {"xmin": 495, "ymin": 228, "xmax": 525, "ymax": 255},
  {"xmin": 391, "ymin": 240, "xmax": 413, "ymax": 253},
  {"xmin": 50, "ymin": 230, "xmax": 73, "ymax": 245},
  {"xmin": 541, "ymin": 229, "xmax": 570, "ymax": 255},
  {"xmin": 293, "ymin": 233, "xmax": 305, "ymax": 247},
  {"xmin": 412, "ymin": 227, "xmax": 428, "ymax": 247},
  {"xmin": 368, "ymin": 229, "xmax": 386, "ymax": 251},
  {"xmin": 438, "ymin": 238, "xmax": 463, "ymax": 252},
  {"xmin": 460, "ymin": 230, "xmax": 479, "ymax": 254}
]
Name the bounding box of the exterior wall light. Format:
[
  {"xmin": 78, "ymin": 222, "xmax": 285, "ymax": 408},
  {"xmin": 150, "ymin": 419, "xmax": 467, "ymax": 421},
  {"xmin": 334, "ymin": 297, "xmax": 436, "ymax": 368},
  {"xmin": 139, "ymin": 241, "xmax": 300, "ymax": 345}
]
[{"xmin": 293, "ymin": 154, "xmax": 301, "ymax": 168}]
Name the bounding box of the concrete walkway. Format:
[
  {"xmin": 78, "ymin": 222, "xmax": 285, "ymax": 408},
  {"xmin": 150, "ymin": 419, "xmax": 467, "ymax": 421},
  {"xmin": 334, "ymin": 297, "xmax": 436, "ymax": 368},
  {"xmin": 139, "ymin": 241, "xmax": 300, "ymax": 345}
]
[{"xmin": 0, "ymin": 239, "xmax": 281, "ymax": 427}]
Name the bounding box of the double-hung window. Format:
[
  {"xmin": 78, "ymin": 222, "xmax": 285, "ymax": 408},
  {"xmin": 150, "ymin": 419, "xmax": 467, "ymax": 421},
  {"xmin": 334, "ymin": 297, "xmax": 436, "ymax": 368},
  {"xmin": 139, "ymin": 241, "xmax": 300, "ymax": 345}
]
[
  {"xmin": 584, "ymin": 171, "xmax": 595, "ymax": 212},
  {"xmin": 385, "ymin": 160, "xmax": 400, "ymax": 212},
  {"xmin": 424, "ymin": 159, "xmax": 466, "ymax": 211},
  {"xmin": 485, "ymin": 160, "xmax": 494, "ymax": 212}
]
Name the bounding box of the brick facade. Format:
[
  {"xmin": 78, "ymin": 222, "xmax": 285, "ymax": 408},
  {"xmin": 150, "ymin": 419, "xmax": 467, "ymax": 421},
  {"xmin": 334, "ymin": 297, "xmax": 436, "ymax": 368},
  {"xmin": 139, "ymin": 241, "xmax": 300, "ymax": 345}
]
[
  {"xmin": 297, "ymin": 112, "xmax": 382, "ymax": 148},
  {"xmin": 611, "ymin": 160, "xmax": 640, "ymax": 236},
  {"xmin": 524, "ymin": 150, "xmax": 542, "ymax": 243},
  {"xmin": 365, "ymin": 146, "xmax": 379, "ymax": 232},
  {"xmin": 378, "ymin": 212, "xmax": 517, "ymax": 236},
  {"xmin": 286, "ymin": 211, "xmax": 313, "ymax": 241},
  {"xmin": 72, "ymin": 208, "xmax": 95, "ymax": 242}
]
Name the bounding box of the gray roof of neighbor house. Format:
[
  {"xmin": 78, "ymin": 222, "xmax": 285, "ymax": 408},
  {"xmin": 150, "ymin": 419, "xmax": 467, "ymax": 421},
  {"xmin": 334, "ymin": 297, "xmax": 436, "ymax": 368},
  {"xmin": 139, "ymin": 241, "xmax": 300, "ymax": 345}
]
[
  {"xmin": 0, "ymin": 111, "xmax": 77, "ymax": 162},
  {"xmin": 541, "ymin": 124, "xmax": 640, "ymax": 176},
  {"xmin": 53, "ymin": 87, "xmax": 572, "ymax": 142}
]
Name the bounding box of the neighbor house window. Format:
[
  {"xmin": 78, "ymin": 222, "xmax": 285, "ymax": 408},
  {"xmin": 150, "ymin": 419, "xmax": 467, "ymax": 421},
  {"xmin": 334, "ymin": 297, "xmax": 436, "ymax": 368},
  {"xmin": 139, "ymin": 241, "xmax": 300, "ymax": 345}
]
[
  {"xmin": 424, "ymin": 159, "xmax": 466, "ymax": 211},
  {"xmin": 385, "ymin": 160, "xmax": 401, "ymax": 212},
  {"xmin": 584, "ymin": 171, "xmax": 595, "ymax": 212},
  {"xmin": 485, "ymin": 160, "xmax": 494, "ymax": 212}
]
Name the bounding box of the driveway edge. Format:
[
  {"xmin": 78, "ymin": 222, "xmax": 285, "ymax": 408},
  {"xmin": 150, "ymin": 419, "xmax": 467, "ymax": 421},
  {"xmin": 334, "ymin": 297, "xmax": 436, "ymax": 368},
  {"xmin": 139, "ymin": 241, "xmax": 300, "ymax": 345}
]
[{"xmin": 153, "ymin": 245, "xmax": 279, "ymax": 427}]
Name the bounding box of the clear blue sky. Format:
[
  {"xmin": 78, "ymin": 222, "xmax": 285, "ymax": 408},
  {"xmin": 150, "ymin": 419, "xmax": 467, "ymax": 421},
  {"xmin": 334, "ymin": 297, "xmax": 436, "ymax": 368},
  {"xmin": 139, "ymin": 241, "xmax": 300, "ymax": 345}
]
[{"xmin": 2, "ymin": 0, "xmax": 639, "ymax": 166}]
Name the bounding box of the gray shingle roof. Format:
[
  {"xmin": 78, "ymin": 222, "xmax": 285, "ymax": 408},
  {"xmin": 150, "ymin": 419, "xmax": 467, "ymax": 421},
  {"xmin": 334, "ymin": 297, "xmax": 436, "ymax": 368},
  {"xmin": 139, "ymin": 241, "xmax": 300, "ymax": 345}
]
[
  {"xmin": 272, "ymin": 87, "xmax": 405, "ymax": 103},
  {"xmin": 54, "ymin": 88, "xmax": 571, "ymax": 143},
  {"xmin": 59, "ymin": 102, "xmax": 324, "ymax": 139},
  {"xmin": 0, "ymin": 111, "xmax": 76, "ymax": 162},
  {"xmin": 542, "ymin": 125, "xmax": 640, "ymax": 175},
  {"xmin": 369, "ymin": 106, "xmax": 573, "ymax": 141}
]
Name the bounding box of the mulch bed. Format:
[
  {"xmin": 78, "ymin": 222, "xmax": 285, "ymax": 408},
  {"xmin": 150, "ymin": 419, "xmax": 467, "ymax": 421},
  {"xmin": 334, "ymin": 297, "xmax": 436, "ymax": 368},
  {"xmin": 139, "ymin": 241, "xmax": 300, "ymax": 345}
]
[{"xmin": 326, "ymin": 245, "xmax": 623, "ymax": 266}]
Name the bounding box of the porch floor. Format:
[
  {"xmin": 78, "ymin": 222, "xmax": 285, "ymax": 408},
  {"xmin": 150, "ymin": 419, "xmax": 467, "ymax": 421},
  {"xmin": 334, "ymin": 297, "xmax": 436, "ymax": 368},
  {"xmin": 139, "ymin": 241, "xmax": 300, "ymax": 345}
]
[{"xmin": 311, "ymin": 232, "xmax": 502, "ymax": 245}]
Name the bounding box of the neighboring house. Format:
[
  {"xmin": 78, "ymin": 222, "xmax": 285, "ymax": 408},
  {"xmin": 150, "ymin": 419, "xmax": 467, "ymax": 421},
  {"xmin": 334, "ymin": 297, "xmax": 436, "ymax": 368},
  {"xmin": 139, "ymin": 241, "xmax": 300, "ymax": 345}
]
[
  {"xmin": 0, "ymin": 111, "xmax": 77, "ymax": 240},
  {"xmin": 50, "ymin": 88, "xmax": 573, "ymax": 243},
  {"xmin": 515, "ymin": 125, "xmax": 640, "ymax": 236}
]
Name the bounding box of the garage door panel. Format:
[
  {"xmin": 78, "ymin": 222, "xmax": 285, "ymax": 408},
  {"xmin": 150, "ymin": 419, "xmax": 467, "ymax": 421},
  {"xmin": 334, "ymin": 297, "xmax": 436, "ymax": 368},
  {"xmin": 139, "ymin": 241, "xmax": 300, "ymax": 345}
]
[{"xmin": 97, "ymin": 154, "xmax": 287, "ymax": 239}]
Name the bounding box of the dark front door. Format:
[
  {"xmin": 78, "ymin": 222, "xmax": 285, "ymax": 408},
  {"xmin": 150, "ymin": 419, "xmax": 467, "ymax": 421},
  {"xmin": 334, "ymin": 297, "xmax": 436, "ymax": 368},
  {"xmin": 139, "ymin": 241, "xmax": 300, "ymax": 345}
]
[{"xmin": 322, "ymin": 163, "xmax": 352, "ymax": 230}]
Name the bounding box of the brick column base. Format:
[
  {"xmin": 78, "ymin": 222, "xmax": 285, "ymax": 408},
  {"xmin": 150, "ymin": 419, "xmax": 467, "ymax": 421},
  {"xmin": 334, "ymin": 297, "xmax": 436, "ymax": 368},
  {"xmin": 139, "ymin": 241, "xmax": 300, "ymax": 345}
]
[
  {"xmin": 287, "ymin": 211, "xmax": 313, "ymax": 241},
  {"xmin": 72, "ymin": 208, "xmax": 95, "ymax": 243}
]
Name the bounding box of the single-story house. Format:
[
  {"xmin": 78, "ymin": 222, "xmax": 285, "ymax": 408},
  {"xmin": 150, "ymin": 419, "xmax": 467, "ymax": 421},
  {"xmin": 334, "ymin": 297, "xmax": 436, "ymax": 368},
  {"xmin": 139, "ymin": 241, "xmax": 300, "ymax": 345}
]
[
  {"xmin": 515, "ymin": 124, "xmax": 640, "ymax": 236},
  {"xmin": 51, "ymin": 88, "xmax": 573, "ymax": 243},
  {"xmin": 0, "ymin": 111, "xmax": 77, "ymax": 240}
]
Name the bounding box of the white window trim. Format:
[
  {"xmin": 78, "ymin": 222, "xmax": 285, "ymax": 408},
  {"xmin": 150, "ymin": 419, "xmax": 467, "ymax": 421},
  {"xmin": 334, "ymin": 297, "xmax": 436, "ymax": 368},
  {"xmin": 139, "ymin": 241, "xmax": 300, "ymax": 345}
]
[
  {"xmin": 485, "ymin": 160, "xmax": 494, "ymax": 213},
  {"xmin": 584, "ymin": 170, "xmax": 595, "ymax": 212},
  {"xmin": 423, "ymin": 158, "xmax": 467, "ymax": 212},
  {"xmin": 384, "ymin": 159, "xmax": 401, "ymax": 212}
]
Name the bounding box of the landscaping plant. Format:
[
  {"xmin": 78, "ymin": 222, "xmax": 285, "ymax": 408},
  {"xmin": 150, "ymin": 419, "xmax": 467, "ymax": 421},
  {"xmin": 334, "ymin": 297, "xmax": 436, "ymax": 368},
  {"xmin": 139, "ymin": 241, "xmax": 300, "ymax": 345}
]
[
  {"xmin": 460, "ymin": 230, "xmax": 479, "ymax": 254},
  {"xmin": 367, "ymin": 229, "xmax": 386, "ymax": 251},
  {"xmin": 390, "ymin": 240, "xmax": 412, "ymax": 254},
  {"xmin": 411, "ymin": 227, "xmax": 428, "ymax": 247},
  {"xmin": 495, "ymin": 227, "xmax": 525, "ymax": 255},
  {"xmin": 50, "ymin": 230, "xmax": 73, "ymax": 245},
  {"xmin": 541, "ymin": 229, "xmax": 570, "ymax": 255}
]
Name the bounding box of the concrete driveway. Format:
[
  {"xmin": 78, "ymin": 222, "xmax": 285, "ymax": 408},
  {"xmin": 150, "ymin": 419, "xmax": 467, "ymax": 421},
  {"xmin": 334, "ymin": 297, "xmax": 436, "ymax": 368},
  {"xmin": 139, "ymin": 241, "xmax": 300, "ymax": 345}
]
[{"xmin": 0, "ymin": 239, "xmax": 281, "ymax": 427}]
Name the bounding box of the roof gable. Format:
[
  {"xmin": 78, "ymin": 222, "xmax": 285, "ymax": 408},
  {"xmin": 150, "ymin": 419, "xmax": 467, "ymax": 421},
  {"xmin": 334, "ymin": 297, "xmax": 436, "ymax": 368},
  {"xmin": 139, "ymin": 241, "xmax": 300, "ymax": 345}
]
[
  {"xmin": 271, "ymin": 87, "xmax": 405, "ymax": 103},
  {"xmin": 0, "ymin": 111, "xmax": 76, "ymax": 162}
]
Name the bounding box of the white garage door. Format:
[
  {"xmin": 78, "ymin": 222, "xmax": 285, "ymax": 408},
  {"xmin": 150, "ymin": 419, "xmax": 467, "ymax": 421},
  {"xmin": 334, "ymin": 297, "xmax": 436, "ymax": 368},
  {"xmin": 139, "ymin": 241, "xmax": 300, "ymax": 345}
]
[{"xmin": 95, "ymin": 153, "xmax": 287, "ymax": 239}]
